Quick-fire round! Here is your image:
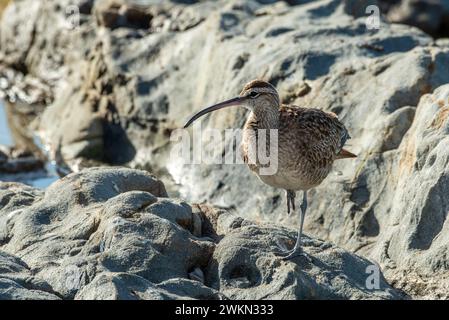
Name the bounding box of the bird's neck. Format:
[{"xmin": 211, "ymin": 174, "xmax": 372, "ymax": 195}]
[{"xmin": 249, "ymin": 106, "xmax": 280, "ymax": 130}]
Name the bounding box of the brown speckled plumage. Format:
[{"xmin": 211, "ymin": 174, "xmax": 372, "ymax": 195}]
[
  {"xmin": 241, "ymin": 92, "xmax": 353, "ymax": 191},
  {"xmin": 184, "ymin": 79, "xmax": 356, "ymax": 259}
]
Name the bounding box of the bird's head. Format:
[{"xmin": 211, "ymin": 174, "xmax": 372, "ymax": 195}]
[{"xmin": 183, "ymin": 79, "xmax": 280, "ymax": 128}]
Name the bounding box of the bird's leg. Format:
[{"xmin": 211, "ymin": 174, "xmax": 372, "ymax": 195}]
[
  {"xmin": 277, "ymin": 191, "xmax": 312, "ymax": 261},
  {"xmin": 286, "ymin": 189, "xmax": 295, "ymax": 215}
]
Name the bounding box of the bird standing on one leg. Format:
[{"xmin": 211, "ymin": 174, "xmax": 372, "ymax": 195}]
[{"xmin": 183, "ymin": 79, "xmax": 356, "ymax": 260}]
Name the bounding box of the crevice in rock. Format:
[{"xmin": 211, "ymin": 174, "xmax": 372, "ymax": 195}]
[
  {"xmin": 357, "ymin": 209, "xmax": 380, "ymax": 238},
  {"xmin": 409, "ymin": 175, "xmax": 449, "ymax": 250},
  {"xmin": 228, "ymin": 264, "xmax": 261, "ymax": 288}
]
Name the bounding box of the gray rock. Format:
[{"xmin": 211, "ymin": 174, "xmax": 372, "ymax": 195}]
[
  {"xmin": 93, "ymin": 0, "xmax": 153, "ymax": 30},
  {"xmin": 1, "ymin": 0, "xmax": 449, "ymax": 299},
  {"xmin": 0, "ymin": 167, "xmax": 401, "ymax": 299},
  {"xmin": 379, "ymin": 0, "xmax": 449, "ymax": 38},
  {"xmin": 0, "ymin": 167, "xmax": 218, "ymax": 299},
  {"xmin": 0, "ymin": 251, "xmax": 60, "ymax": 300},
  {"xmin": 0, "ymin": 145, "xmax": 44, "ymax": 174},
  {"xmin": 208, "ymin": 213, "xmax": 401, "ymax": 300},
  {"xmin": 368, "ymin": 84, "xmax": 449, "ymax": 299},
  {"xmin": 0, "ymin": 156, "xmax": 44, "ymax": 174},
  {"xmin": 75, "ymin": 273, "xmax": 225, "ymax": 300},
  {"xmin": 0, "ymin": 149, "xmax": 7, "ymax": 164},
  {"xmin": 0, "ymin": 64, "xmax": 53, "ymax": 106}
]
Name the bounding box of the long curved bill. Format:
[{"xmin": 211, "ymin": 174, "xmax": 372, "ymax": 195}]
[{"xmin": 183, "ymin": 97, "xmax": 244, "ymax": 128}]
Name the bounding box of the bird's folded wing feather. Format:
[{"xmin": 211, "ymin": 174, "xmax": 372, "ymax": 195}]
[{"xmin": 279, "ymin": 106, "xmax": 350, "ymax": 158}]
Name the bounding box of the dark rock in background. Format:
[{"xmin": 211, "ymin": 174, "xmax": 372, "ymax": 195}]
[
  {"xmin": 0, "ymin": 145, "xmax": 44, "ymax": 173},
  {"xmin": 379, "ymin": 0, "xmax": 449, "ymax": 38},
  {"xmin": 0, "ymin": 0, "xmax": 449, "ymax": 299}
]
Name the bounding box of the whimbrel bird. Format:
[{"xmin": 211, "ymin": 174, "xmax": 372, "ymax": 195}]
[{"xmin": 184, "ymin": 80, "xmax": 356, "ymax": 259}]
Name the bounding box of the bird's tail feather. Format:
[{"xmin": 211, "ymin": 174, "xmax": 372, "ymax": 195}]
[{"xmin": 336, "ymin": 148, "xmax": 357, "ymax": 159}]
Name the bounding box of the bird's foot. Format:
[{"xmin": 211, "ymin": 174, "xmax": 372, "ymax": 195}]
[
  {"xmin": 282, "ymin": 249, "xmax": 312, "ymax": 262},
  {"xmin": 274, "ymin": 239, "xmax": 313, "ymax": 262},
  {"xmin": 276, "ymin": 247, "xmax": 313, "ymax": 262}
]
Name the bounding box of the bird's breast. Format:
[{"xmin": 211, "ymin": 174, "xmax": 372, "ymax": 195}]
[{"xmin": 240, "ymin": 126, "xmax": 334, "ymax": 190}]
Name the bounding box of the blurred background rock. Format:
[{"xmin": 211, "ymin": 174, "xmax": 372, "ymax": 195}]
[
  {"xmin": 0, "ymin": 0, "xmax": 9, "ymax": 14},
  {"xmin": 1, "ymin": 0, "xmax": 449, "ymax": 300}
]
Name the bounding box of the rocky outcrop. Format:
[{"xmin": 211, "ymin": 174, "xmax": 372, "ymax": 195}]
[
  {"xmin": 1, "ymin": 0, "xmax": 449, "ymax": 299},
  {"xmin": 368, "ymin": 84, "xmax": 449, "ymax": 299},
  {"xmin": 379, "ymin": 0, "xmax": 449, "ymax": 38},
  {"xmin": 0, "ymin": 251, "xmax": 60, "ymax": 300},
  {"xmin": 208, "ymin": 216, "xmax": 400, "ymax": 300},
  {"xmin": 0, "ymin": 167, "xmax": 402, "ymax": 300},
  {"xmin": 0, "ymin": 146, "xmax": 43, "ymax": 173}
]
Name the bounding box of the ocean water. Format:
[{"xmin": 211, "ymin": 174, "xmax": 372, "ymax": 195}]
[
  {"xmin": 0, "ymin": 99, "xmax": 58, "ymax": 188},
  {"xmin": 0, "ymin": 100, "xmax": 13, "ymax": 146}
]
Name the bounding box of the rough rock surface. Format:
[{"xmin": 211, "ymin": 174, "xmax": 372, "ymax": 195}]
[
  {"xmin": 0, "ymin": 167, "xmax": 401, "ymax": 300},
  {"xmin": 368, "ymin": 84, "xmax": 449, "ymax": 299},
  {"xmin": 1, "ymin": 0, "xmax": 449, "ymax": 299},
  {"xmin": 379, "ymin": 0, "xmax": 449, "ymax": 38},
  {"xmin": 209, "ymin": 214, "xmax": 401, "ymax": 300},
  {"xmin": 0, "ymin": 251, "xmax": 60, "ymax": 300}
]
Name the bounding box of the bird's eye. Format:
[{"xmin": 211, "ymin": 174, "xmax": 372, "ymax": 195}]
[{"xmin": 248, "ymin": 91, "xmax": 259, "ymax": 98}]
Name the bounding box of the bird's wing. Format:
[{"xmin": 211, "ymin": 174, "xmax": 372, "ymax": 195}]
[{"xmin": 280, "ymin": 106, "xmax": 350, "ymax": 158}]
